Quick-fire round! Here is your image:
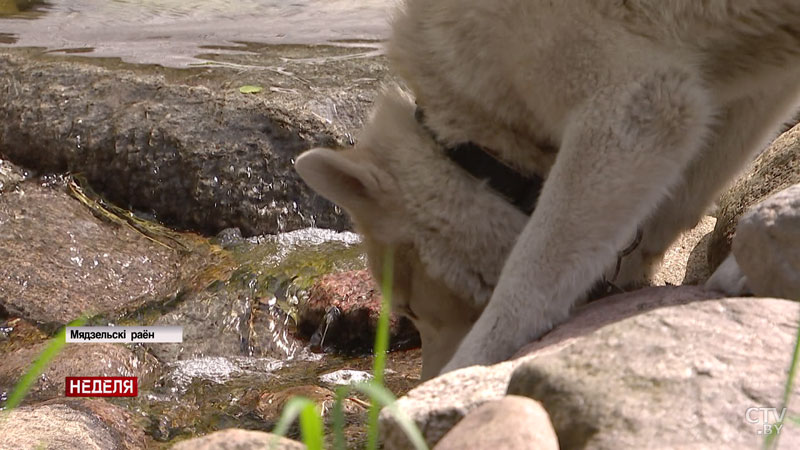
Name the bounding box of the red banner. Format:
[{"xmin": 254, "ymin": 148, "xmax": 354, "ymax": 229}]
[{"xmin": 65, "ymin": 377, "xmax": 138, "ymax": 397}]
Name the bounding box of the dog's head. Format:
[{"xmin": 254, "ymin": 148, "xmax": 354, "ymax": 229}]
[{"xmin": 295, "ymin": 88, "xmax": 527, "ymax": 377}]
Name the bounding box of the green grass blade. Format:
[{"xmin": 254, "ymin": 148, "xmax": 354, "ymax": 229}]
[
  {"xmin": 765, "ymin": 309, "xmax": 800, "ymax": 449},
  {"xmin": 272, "ymin": 396, "xmax": 324, "ymax": 450},
  {"xmin": 299, "ymin": 401, "xmax": 325, "ymax": 450},
  {"xmin": 367, "ymin": 247, "xmax": 395, "ymax": 449},
  {"xmin": 2, "ymin": 317, "xmax": 87, "ymax": 414},
  {"xmin": 332, "ymin": 386, "xmax": 353, "ymax": 450}
]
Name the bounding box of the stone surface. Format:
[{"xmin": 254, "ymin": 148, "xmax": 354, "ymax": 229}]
[
  {"xmin": 0, "ymin": 158, "xmax": 28, "ymax": 193},
  {"xmin": 652, "ymin": 215, "xmax": 716, "ymax": 286},
  {"xmin": 381, "ymin": 286, "xmax": 724, "ymax": 449},
  {"xmin": 433, "ymin": 395, "xmax": 558, "ymax": 450},
  {"xmin": 319, "ymin": 369, "xmax": 373, "ymax": 386},
  {"xmin": 171, "ymin": 429, "xmax": 305, "ymax": 450},
  {"xmin": 299, "ymin": 270, "xmax": 420, "ymax": 354},
  {"xmin": 507, "ymin": 294, "xmax": 800, "ymax": 449},
  {"xmin": 0, "ymin": 180, "xmax": 206, "ymax": 325},
  {"xmin": 0, "ymin": 398, "xmax": 149, "ymax": 450},
  {"xmin": 0, "ymin": 342, "xmax": 159, "ymax": 404},
  {"xmin": 380, "ymin": 358, "xmax": 522, "ymax": 449},
  {"xmin": 732, "ymin": 183, "xmax": 800, "ymax": 299},
  {"xmin": 710, "ymin": 123, "xmax": 800, "ymax": 269},
  {"xmin": 0, "ymin": 46, "xmax": 390, "ymax": 235},
  {"xmin": 254, "ymin": 384, "xmax": 365, "ymax": 425}
]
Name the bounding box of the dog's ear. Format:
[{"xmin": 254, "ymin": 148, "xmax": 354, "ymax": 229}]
[{"xmin": 295, "ymin": 148, "xmax": 386, "ymax": 215}]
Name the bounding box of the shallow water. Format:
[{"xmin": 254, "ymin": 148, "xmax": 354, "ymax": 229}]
[{"xmin": 0, "ymin": 0, "xmax": 393, "ymax": 67}]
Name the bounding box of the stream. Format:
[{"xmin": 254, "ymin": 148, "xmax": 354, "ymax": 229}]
[{"xmin": 0, "ymin": 1, "xmax": 420, "ymax": 448}]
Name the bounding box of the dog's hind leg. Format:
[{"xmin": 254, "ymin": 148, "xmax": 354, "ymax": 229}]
[
  {"xmin": 614, "ymin": 79, "xmax": 800, "ymax": 289},
  {"xmin": 441, "ymin": 67, "xmax": 716, "ymax": 373}
]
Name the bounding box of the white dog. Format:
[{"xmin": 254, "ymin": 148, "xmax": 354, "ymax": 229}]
[{"xmin": 296, "ymin": 0, "xmax": 800, "ymax": 379}]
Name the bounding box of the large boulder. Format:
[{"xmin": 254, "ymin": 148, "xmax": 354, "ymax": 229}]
[
  {"xmin": 381, "ymin": 287, "xmax": 800, "ymax": 449},
  {"xmin": 0, "ymin": 398, "xmax": 150, "ymax": 449},
  {"xmin": 0, "ymin": 178, "xmax": 210, "ymax": 325},
  {"xmin": 0, "ymin": 46, "xmax": 389, "ymax": 235},
  {"xmin": 0, "ymin": 342, "xmax": 160, "ymax": 404},
  {"xmin": 709, "ymin": 123, "xmax": 800, "ymax": 269},
  {"xmin": 508, "ymin": 294, "xmax": 800, "ymax": 449},
  {"xmin": 171, "ymin": 429, "xmax": 305, "ymax": 450},
  {"xmin": 729, "ymin": 183, "xmax": 800, "ymax": 299},
  {"xmin": 433, "ymin": 395, "xmax": 558, "ymax": 450}
]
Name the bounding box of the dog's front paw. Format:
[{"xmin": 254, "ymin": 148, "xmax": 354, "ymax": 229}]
[
  {"xmin": 438, "ymin": 315, "xmax": 523, "ymax": 375},
  {"xmin": 439, "ymin": 340, "xmax": 494, "ymax": 375}
]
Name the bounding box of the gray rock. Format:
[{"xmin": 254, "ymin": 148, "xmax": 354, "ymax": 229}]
[
  {"xmin": 0, "ymin": 45, "xmax": 389, "ymax": 235},
  {"xmin": 0, "ymin": 158, "xmax": 29, "ymax": 193},
  {"xmin": 299, "ymin": 269, "xmax": 421, "ymax": 354},
  {"xmin": 170, "ymin": 429, "xmax": 305, "ymax": 450},
  {"xmin": 709, "ymin": 123, "xmax": 800, "ymax": 270},
  {"xmin": 379, "ymin": 358, "xmax": 522, "ymax": 449},
  {"xmin": 319, "ymin": 369, "xmax": 373, "ymax": 386},
  {"xmin": 0, "ymin": 180, "xmax": 208, "ymax": 324},
  {"xmin": 380, "ymin": 287, "xmax": 740, "ymax": 449},
  {"xmin": 508, "ymin": 293, "xmax": 800, "ymax": 449},
  {"xmin": 0, "ymin": 398, "xmax": 149, "ymax": 450},
  {"xmin": 732, "ymin": 183, "xmax": 800, "ymax": 299},
  {"xmin": 433, "ymin": 395, "xmax": 558, "ymax": 450},
  {"xmin": 0, "ymin": 342, "xmax": 159, "ymax": 404}
]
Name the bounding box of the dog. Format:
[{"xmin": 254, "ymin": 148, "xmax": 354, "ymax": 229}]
[{"xmin": 295, "ymin": 0, "xmax": 800, "ymax": 379}]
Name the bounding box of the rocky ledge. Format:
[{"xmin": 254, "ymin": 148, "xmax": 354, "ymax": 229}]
[{"xmin": 0, "ymin": 45, "xmax": 392, "ymax": 235}]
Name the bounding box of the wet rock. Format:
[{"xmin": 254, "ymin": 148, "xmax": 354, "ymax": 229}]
[
  {"xmin": 299, "ymin": 270, "xmax": 420, "ymax": 354},
  {"xmin": 507, "ymin": 290, "xmax": 800, "ymax": 449},
  {"xmin": 0, "ymin": 158, "xmax": 28, "ymax": 193},
  {"xmin": 651, "ymin": 215, "xmax": 716, "ymax": 286},
  {"xmin": 0, "ymin": 398, "xmax": 149, "ymax": 450},
  {"xmin": 254, "ymin": 385, "xmax": 366, "ymax": 424},
  {"xmin": 0, "ymin": 46, "xmax": 391, "ymax": 235},
  {"xmin": 731, "ymin": 183, "xmax": 800, "ymax": 299},
  {"xmin": 433, "ymin": 396, "xmax": 558, "ymax": 450},
  {"xmin": 0, "ymin": 180, "xmax": 204, "ymax": 325},
  {"xmin": 0, "ymin": 316, "xmax": 48, "ymax": 353},
  {"xmin": 171, "ymin": 429, "xmax": 305, "ymax": 450},
  {"xmin": 319, "ymin": 369, "xmax": 373, "ymax": 386},
  {"xmin": 709, "ymin": 123, "xmax": 800, "ymax": 270},
  {"xmin": 216, "ymin": 227, "xmax": 244, "ymax": 248},
  {"xmin": 0, "ymin": 342, "xmax": 159, "ymax": 404}
]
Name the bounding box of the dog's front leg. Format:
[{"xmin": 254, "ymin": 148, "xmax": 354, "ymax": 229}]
[{"xmin": 441, "ymin": 69, "xmax": 715, "ymax": 373}]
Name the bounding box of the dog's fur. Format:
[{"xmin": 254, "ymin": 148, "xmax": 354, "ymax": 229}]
[{"xmin": 296, "ymin": 0, "xmax": 800, "ymax": 379}]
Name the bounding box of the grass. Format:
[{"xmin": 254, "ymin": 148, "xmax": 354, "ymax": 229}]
[
  {"xmin": 271, "ymin": 247, "xmax": 428, "ymax": 449},
  {"xmin": 0, "ymin": 317, "xmax": 86, "ymax": 416},
  {"xmin": 764, "ymin": 309, "xmax": 800, "ymax": 450}
]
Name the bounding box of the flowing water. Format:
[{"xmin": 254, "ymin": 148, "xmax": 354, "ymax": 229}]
[
  {"xmin": 0, "ymin": 0, "xmax": 393, "ymax": 67},
  {"xmin": 0, "ymin": 1, "xmax": 421, "ymax": 447}
]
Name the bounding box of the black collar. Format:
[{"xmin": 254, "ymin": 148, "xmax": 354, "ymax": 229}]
[{"xmin": 415, "ymin": 107, "xmax": 544, "ymax": 215}]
